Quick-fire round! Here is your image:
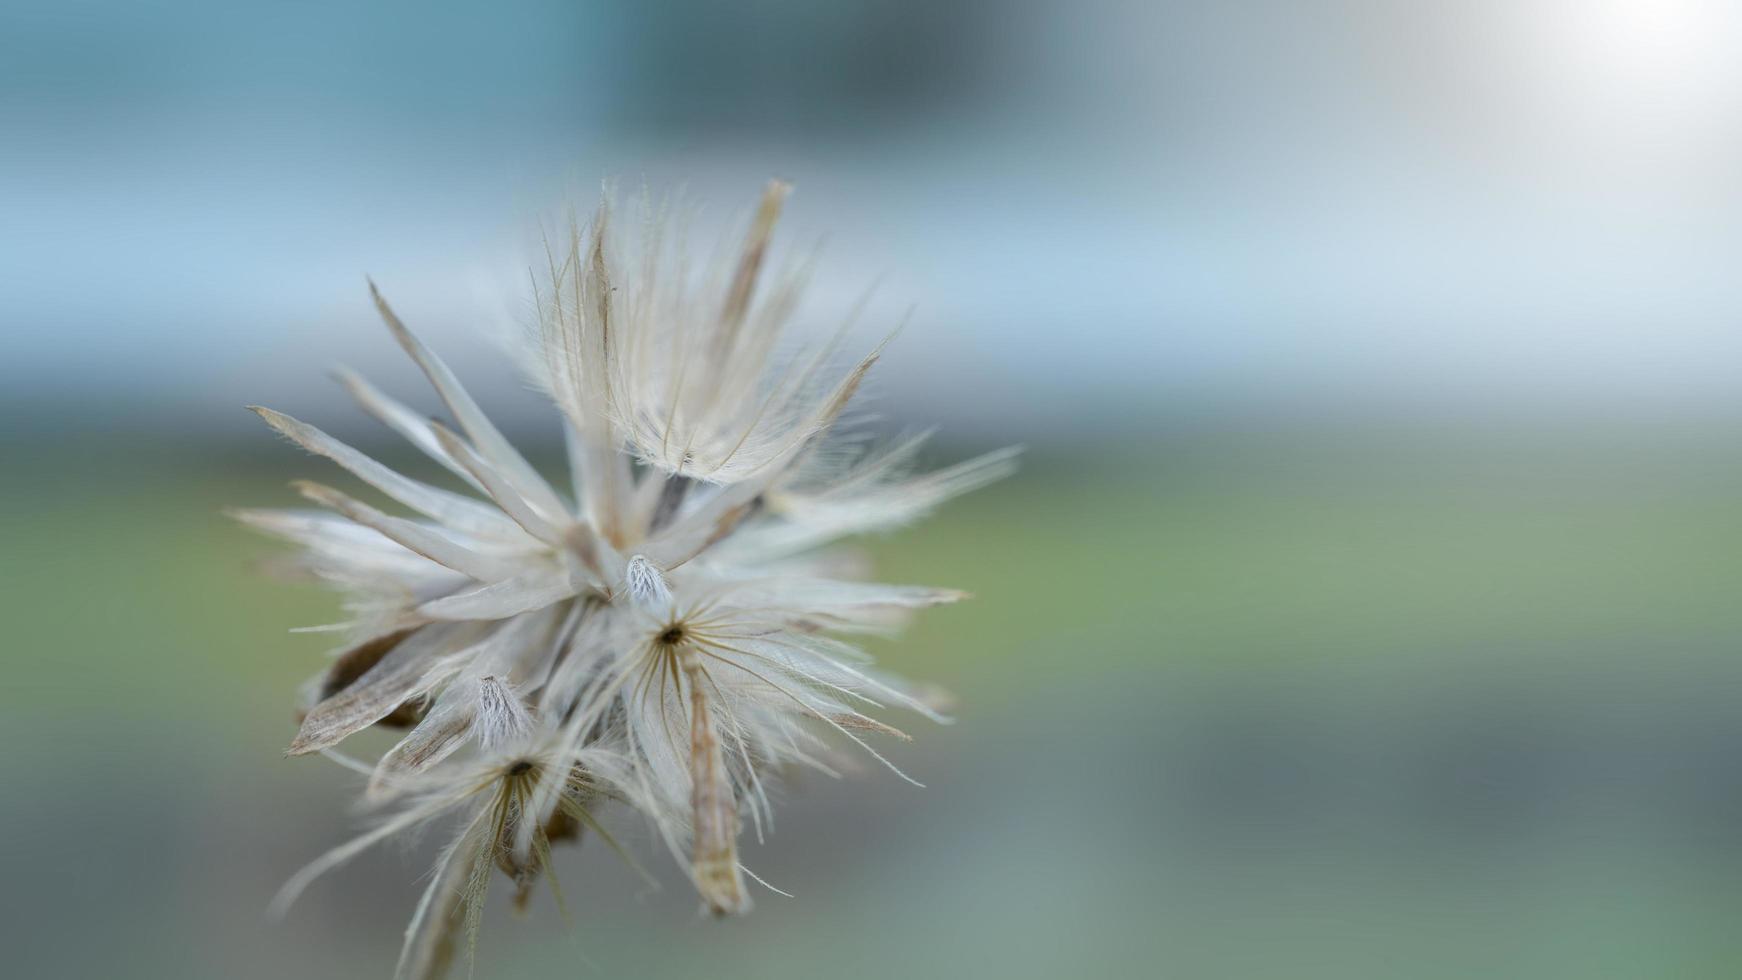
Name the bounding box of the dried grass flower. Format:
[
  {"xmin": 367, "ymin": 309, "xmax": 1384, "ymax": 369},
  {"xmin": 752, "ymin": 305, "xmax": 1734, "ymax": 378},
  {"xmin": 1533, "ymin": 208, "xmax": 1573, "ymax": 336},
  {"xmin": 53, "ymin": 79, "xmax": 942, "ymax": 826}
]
[{"xmin": 238, "ymin": 181, "xmax": 1015, "ymax": 977}]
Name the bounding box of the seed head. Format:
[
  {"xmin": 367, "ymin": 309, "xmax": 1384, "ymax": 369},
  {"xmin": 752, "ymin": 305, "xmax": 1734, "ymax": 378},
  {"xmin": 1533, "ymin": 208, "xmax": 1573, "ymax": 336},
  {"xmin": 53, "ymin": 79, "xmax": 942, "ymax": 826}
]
[{"xmin": 238, "ymin": 181, "xmax": 1017, "ymax": 977}]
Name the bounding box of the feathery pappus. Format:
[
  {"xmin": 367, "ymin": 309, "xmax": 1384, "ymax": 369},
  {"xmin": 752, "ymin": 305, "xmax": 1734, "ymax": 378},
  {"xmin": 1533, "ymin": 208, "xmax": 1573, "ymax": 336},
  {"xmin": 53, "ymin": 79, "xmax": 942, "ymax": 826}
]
[{"xmin": 236, "ymin": 180, "xmax": 1017, "ymax": 977}]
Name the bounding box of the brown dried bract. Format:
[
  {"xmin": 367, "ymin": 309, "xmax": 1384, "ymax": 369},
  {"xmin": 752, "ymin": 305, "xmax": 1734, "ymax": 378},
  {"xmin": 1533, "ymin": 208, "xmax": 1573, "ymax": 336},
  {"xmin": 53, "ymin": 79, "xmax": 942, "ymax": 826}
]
[{"xmin": 315, "ymin": 628, "xmax": 426, "ymax": 728}]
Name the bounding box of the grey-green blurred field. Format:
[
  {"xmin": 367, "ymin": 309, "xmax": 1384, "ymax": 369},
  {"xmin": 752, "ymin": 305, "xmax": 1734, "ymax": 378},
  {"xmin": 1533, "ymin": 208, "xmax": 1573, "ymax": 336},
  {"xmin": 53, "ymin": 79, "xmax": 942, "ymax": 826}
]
[{"xmin": 6, "ymin": 426, "xmax": 1742, "ymax": 978}]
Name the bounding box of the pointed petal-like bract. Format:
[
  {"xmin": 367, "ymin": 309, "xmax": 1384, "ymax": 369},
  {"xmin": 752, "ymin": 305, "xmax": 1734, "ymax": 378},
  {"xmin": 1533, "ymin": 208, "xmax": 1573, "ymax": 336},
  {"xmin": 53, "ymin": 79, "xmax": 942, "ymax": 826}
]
[
  {"xmin": 368, "ymin": 279, "xmax": 572, "ymax": 524},
  {"xmin": 333, "ymin": 366, "xmax": 492, "ymax": 491},
  {"xmin": 251, "ymin": 406, "xmax": 533, "ymax": 543},
  {"xmin": 416, "ymin": 571, "xmax": 573, "ymax": 621},
  {"xmin": 288, "ymin": 625, "xmax": 463, "ymax": 756},
  {"xmin": 292, "ymin": 481, "xmax": 523, "ymax": 583}
]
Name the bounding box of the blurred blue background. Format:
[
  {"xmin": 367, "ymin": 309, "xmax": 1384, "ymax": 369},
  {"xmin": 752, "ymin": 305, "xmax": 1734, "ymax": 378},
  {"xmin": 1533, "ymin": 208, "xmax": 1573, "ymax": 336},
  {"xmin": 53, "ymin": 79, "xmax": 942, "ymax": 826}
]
[{"xmin": 5, "ymin": 1, "xmax": 1742, "ymax": 978}]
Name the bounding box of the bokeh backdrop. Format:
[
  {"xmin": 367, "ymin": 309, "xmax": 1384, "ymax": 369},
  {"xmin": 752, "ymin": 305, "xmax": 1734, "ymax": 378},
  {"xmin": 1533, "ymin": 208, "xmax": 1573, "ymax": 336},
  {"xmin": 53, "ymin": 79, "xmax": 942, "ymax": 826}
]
[{"xmin": 6, "ymin": 2, "xmax": 1742, "ymax": 978}]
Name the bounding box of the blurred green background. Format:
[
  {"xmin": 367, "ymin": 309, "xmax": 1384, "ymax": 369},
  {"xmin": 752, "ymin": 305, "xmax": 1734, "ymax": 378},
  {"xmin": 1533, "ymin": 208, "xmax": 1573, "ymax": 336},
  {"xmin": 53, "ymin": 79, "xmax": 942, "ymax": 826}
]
[
  {"xmin": 7, "ymin": 1, "xmax": 1742, "ymax": 978},
  {"xmin": 9, "ymin": 426, "xmax": 1742, "ymax": 978}
]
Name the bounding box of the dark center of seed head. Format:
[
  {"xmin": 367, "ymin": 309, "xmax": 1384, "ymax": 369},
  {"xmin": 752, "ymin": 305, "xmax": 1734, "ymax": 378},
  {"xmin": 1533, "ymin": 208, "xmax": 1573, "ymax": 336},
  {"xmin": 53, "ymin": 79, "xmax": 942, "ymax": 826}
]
[
  {"xmin": 508, "ymin": 760, "xmax": 534, "ymax": 776},
  {"xmin": 659, "ymin": 625, "xmax": 686, "ymax": 646}
]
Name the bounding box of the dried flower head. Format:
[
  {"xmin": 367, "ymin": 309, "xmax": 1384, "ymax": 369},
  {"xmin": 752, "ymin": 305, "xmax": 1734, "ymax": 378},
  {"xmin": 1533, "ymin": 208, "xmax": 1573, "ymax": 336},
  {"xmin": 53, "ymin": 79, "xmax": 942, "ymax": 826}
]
[{"xmin": 238, "ymin": 181, "xmax": 1016, "ymax": 976}]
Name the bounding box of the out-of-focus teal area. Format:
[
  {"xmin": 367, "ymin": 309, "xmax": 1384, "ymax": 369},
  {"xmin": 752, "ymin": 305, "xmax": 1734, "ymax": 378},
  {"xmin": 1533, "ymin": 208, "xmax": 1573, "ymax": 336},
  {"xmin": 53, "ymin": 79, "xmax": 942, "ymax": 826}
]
[
  {"xmin": 6, "ymin": 0, "xmax": 1742, "ymax": 977},
  {"xmin": 6, "ymin": 427, "xmax": 1742, "ymax": 979}
]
